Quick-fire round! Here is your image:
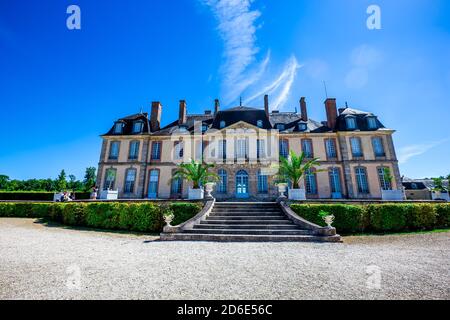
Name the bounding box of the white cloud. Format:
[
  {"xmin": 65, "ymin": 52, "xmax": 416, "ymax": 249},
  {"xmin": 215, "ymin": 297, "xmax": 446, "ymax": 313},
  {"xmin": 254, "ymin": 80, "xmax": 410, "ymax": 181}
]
[{"xmin": 398, "ymin": 139, "xmax": 448, "ymax": 164}]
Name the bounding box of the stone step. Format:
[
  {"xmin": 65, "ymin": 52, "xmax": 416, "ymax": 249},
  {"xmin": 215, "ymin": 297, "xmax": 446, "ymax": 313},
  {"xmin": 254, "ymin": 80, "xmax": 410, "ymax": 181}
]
[
  {"xmin": 160, "ymin": 233, "xmax": 342, "ymax": 242},
  {"xmin": 214, "ymin": 204, "xmax": 279, "ymax": 208},
  {"xmin": 193, "ymin": 224, "xmax": 299, "ymax": 230},
  {"xmin": 207, "ymin": 215, "xmax": 287, "ymax": 221},
  {"xmin": 210, "ymin": 212, "xmax": 284, "ymax": 216},
  {"xmin": 200, "ymin": 219, "xmax": 295, "ymax": 225},
  {"xmin": 186, "ymin": 228, "xmax": 312, "ymax": 235},
  {"xmin": 212, "ymin": 209, "xmax": 281, "ymax": 213}
]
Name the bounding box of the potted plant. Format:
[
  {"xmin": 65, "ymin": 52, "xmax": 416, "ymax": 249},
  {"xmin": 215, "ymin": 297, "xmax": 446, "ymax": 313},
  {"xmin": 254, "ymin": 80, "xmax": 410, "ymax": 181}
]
[
  {"xmin": 100, "ymin": 170, "xmax": 118, "ymax": 200},
  {"xmin": 431, "ymin": 177, "xmax": 449, "ymax": 201},
  {"xmin": 276, "ymin": 151, "xmax": 322, "ymax": 200},
  {"xmin": 380, "ymin": 168, "xmax": 404, "ymax": 200},
  {"xmin": 171, "ymin": 160, "xmax": 219, "ymax": 200},
  {"xmin": 318, "ymin": 210, "xmax": 335, "ymax": 228}
]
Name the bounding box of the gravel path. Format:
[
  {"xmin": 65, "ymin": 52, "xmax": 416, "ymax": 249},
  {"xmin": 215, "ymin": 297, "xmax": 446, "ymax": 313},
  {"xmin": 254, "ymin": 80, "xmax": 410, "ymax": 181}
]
[{"xmin": 0, "ymin": 218, "xmax": 449, "ymax": 300}]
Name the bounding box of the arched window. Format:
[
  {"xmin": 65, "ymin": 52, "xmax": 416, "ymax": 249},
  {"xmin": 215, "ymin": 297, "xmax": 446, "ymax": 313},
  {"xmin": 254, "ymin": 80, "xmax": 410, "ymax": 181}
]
[
  {"xmin": 367, "ymin": 116, "xmax": 378, "ymax": 129},
  {"xmin": 256, "ymin": 120, "xmax": 263, "ymax": 128},
  {"xmin": 305, "ymin": 168, "xmax": 317, "ymax": 194},
  {"xmin": 114, "ymin": 122, "xmax": 123, "ymax": 134},
  {"xmin": 218, "ymin": 169, "xmax": 227, "ymax": 193},
  {"xmin": 220, "ymin": 121, "xmax": 226, "ymax": 129},
  {"xmin": 132, "ymin": 121, "xmax": 143, "ymax": 133},
  {"xmin": 279, "ymin": 139, "xmax": 289, "ymax": 159},
  {"xmin": 329, "ymin": 167, "xmax": 342, "ymax": 195},
  {"xmin": 346, "ymin": 116, "xmax": 357, "ymax": 130},
  {"xmin": 148, "ymin": 169, "xmax": 159, "ymax": 199},
  {"xmin": 124, "ymin": 168, "xmax": 137, "ymax": 193},
  {"xmin": 128, "ymin": 140, "xmax": 140, "ymax": 160},
  {"xmin": 257, "ymin": 170, "xmax": 268, "ymax": 193},
  {"xmin": 377, "ymin": 167, "xmax": 392, "ymax": 191},
  {"xmin": 355, "ymin": 167, "xmax": 369, "ymax": 194}
]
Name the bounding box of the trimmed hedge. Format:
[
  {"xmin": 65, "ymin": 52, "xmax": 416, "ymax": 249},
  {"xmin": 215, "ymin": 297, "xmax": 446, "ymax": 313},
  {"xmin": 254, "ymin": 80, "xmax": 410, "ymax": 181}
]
[
  {"xmin": 0, "ymin": 192, "xmax": 91, "ymax": 201},
  {"xmin": 290, "ymin": 203, "xmax": 450, "ymax": 235},
  {"xmin": 0, "ymin": 201, "xmax": 202, "ymax": 233}
]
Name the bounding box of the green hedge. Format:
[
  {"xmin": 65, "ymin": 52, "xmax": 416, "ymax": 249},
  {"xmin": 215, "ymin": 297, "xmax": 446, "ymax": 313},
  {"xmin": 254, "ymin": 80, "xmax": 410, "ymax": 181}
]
[
  {"xmin": 0, "ymin": 192, "xmax": 91, "ymax": 201},
  {"xmin": 290, "ymin": 203, "xmax": 450, "ymax": 235},
  {"xmin": 0, "ymin": 201, "xmax": 202, "ymax": 233}
]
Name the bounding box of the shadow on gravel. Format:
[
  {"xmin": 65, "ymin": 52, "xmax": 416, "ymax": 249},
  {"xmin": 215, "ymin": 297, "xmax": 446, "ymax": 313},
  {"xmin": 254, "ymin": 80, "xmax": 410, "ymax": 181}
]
[{"xmin": 33, "ymin": 218, "xmax": 161, "ymax": 240}]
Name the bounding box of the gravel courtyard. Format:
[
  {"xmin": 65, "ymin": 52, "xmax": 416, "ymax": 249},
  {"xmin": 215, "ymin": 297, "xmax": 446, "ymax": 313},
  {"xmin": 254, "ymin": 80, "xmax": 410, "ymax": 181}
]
[{"xmin": 0, "ymin": 218, "xmax": 449, "ymax": 300}]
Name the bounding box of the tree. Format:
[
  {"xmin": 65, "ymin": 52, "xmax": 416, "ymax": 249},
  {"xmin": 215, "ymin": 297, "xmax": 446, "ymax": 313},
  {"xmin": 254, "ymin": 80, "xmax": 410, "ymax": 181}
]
[
  {"xmin": 432, "ymin": 177, "xmax": 444, "ymax": 192},
  {"xmin": 0, "ymin": 175, "xmax": 10, "ymax": 190},
  {"xmin": 171, "ymin": 160, "xmax": 219, "ymax": 189},
  {"xmin": 56, "ymin": 169, "xmax": 67, "ymax": 191},
  {"xmin": 276, "ymin": 151, "xmax": 322, "ymax": 189},
  {"xmin": 83, "ymin": 167, "xmax": 97, "ymax": 191}
]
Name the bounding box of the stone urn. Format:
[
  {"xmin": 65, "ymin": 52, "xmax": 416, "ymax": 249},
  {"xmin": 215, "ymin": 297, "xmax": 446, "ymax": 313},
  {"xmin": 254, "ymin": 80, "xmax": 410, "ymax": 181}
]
[
  {"xmin": 323, "ymin": 214, "xmax": 335, "ymax": 228},
  {"xmin": 164, "ymin": 213, "xmax": 174, "ymax": 227},
  {"xmin": 277, "ymin": 183, "xmax": 287, "ymax": 200},
  {"xmin": 205, "ymin": 182, "xmax": 215, "ymax": 199}
]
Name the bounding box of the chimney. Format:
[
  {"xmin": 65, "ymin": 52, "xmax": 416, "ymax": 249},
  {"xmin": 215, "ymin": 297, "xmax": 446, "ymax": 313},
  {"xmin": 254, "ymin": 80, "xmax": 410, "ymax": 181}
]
[
  {"xmin": 214, "ymin": 99, "xmax": 220, "ymax": 115},
  {"xmin": 325, "ymin": 98, "xmax": 337, "ymax": 129},
  {"xmin": 150, "ymin": 101, "xmax": 162, "ymax": 132},
  {"xmin": 264, "ymin": 95, "xmax": 269, "ymax": 117},
  {"xmin": 300, "ymin": 97, "xmax": 308, "ymax": 121},
  {"xmin": 178, "ymin": 100, "xmax": 187, "ymax": 125}
]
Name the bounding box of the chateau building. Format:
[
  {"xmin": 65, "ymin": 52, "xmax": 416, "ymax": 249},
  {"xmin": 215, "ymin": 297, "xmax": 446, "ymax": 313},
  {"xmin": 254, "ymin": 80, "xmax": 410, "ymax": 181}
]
[{"xmin": 96, "ymin": 96, "xmax": 402, "ymax": 200}]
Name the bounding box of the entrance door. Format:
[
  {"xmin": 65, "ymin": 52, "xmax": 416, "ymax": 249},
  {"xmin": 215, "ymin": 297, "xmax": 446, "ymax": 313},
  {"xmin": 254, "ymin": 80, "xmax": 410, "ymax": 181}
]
[
  {"xmin": 148, "ymin": 169, "xmax": 159, "ymax": 199},
  {"xmin": 236, "ymin": 170, "xmax": 249, "ymax": 198}
]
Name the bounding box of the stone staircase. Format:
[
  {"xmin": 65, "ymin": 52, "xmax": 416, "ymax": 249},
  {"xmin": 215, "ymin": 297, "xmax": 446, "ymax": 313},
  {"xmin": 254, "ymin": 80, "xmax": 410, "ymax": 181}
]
[{"xmin": 161, "ymin": 202, "xmax": 341, "ymax": 242}]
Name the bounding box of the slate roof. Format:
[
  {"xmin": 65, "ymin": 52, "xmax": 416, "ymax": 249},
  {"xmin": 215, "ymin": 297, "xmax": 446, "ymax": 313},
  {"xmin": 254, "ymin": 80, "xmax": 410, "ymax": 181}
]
[
  {"xmin": 103, "ymin": 113, "xmax": 150, "ymax": 136},
  {"xmin": 335, "ymin": 107, "xmax": 385, "ymax": 131}
]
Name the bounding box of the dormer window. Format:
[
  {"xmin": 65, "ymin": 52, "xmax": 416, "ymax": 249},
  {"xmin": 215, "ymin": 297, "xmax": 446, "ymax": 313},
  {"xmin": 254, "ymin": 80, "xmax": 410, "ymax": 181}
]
[
  {"xmin": 220, "ymin": 121, "xmax": 226, "ymax": 129},
  {"xmin": 298, "ymin": 123, "xmax": 307, "ymax": 131},
  {"xmin": 201, "ymin": 124, "xmax": 208, "ymax": 133},
  {"xmin": 276, "ymin": 124, "xmax": 285, "ymax": 131},
  {"xmin": 345, "ymin": 116, "xmax": 357, "ymax": 130},
  {"xmin": 256, "ymin": 120, "xmax": 263, "ymax": 128},
  {"xmin": 132, "ymin": 121, "xmax": 143, "ymax": 133},
  {"xmin": 367, "ymin": 116, "xmax": 377, "ymax": 129},
  {"xmin": 178, "ymin": 125, "xmax": 188, "ymax": 133},
  {"xmin": 113, "ymin": 122, "xmax": 123, "ymax": 134}
]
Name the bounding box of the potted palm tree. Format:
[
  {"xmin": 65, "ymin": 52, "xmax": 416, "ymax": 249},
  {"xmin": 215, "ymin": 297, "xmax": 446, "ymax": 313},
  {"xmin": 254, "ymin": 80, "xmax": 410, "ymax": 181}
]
[
  {"xmin": 171, "ymin": 160, "xmax": 219, "ymax": 200},
  {"xmin": 276, "ymin": 151, "xmax": 322, "ymax": 201},
  {"xmin": 380, "ymin": 168, "xmax": 404, "ymax": 200}
]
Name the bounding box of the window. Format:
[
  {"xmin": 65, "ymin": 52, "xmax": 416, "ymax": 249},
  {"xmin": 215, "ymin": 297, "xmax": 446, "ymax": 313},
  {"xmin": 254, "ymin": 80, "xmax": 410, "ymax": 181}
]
[
  {"xmin": 178, "ymin": 126, "xmax": 188, "ymax": 133},
  {"xmin": 298, "ymin": 123, "xmax": 307, "ymax": 131},
  {"xmin": 367, "ymin": 117, "xmax": 377, "ymax": 129},
  {"xmin": 372, "ymin": 137, "xmax": 385, "ymax": 157},
  {"xmin": 218, "ymin": 140, "xmax": 226, "ymax": 160},
  {"xmin": 113, "ymin": 122, "xmax": 123, "ymax": 134},
  {"xmin": 148, "ymin": 169, "xmax": 159, "ymax": 198},
  {"xmin": 220, "ymin": 121, "xmax": 226, "ymax": 129},
  {"xmin": 124, "ymin": 169, "xmax": 137, "ymax": 193},
  {"xmin": 128, "ymin": 141, "xmax": 140, "ymax": 160},
  {"xmin": 302, "ymin": 139, "xmax": 313, "ymax": 158},
  {"xmin": 325, "ymin": 139, "xmax": 337, "ymax": 158},
  {"xmin": 257, "ymin": 170, "xmax": 268, "ymax": 193},
  {"xmin": 235, "ymin": 138, "xmax": 248, "ymax": 159},
  {"xmin": 346, "ymin": 116, "xmax": 357, "ymax": 130},
  {"xmin": 350, "ymin": 137, "xmax": 363, "ymax": 157},
  {"xmin": 174, "ymin": 141, "xmax": 184, "ymax": 160},
  {"xmin": 256, "ymin": 120, "xmax": 263, "ymax": 128},
  {"xmin": 355, "ymin": 167, "xmax": 369, "ymax": 194},
  {"xmin": 305, "ymin": 169, "xmax": 317, "ymax": 194},
  {"xmin": 151, "ymin": 141, "xmax": 162, "ymax": 160},
  {"xmin": 132, "ymin": 121, "xmax": 143, "ymax": 133},
  {"xmin": 109, "ymin": 141, "xmax": 120, "ymax": 160},
  {"xmin": 196, "ymin": 140, "xmax": 203, "ymax": 161},
  {"xmin": 276, "ymin": 123, "xmax": 285, "ymax": 131},
  {"xmin": 201, "ymin": 124, "xmax": 208, "ymax": 133},
  {"xmin": 171, "ymin": 176, "xmax": 182, "ymax": 195},
  {"xmin": 257, "ymin": 139, "xmax": 266, "ymax": 159},
  {"xmin": 377, "ymin": 168, "xmax": 392, "ymax": 191},
  {"xmin": 103, "ymin": 169, "xmax": 116, "ymax": 190},
  {"xmin": 279, "ymin": 139, "xmax": 289, "ymax": 159},
  {"xmin": 329, "ymin": 168, "xmax": 342, "ymax": 194},
  {"xmin": 218, "ymin": 169, "xmax": 227, "ymax": 193}
]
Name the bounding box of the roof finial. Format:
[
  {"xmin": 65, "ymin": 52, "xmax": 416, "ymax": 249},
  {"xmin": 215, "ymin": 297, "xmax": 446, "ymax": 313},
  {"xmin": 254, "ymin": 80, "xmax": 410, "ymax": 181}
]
[
  {"xmin": 239, "ymin": 96, "xmax": 242, "ymax": 107},
  {"xmin": 139, "ymin": 106, "xmax": 144, "ymax": 114},
  {"xmin": 345, "ymin": 101, "xmax": 349, "ymax": 108},
  {"xmin": 323, "ymin": 80, "xmax": 329, "ymax": 99}
]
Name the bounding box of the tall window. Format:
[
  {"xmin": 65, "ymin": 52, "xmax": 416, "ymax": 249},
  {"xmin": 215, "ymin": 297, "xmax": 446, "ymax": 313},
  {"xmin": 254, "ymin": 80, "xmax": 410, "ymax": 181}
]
[
  {"xmin": 329, "ymin": 167, "xmax": 342, "ymax": 194},
  {"xmin": 346, "ymin": 116, "xmax": 357, "ymax": 130},
  {"xmin": 103, "ymin": 169, "xmax": 116, "ymax": 190},
  {"xmin": 171, "ymin": 176, "xmax": 182, "ymax": 195},
  {"xmin": 305, "ymin": 169, "xmax": 317, "ymax": 194},
  {"xmin": 124, "ymin": 168, "xmax": 137, "ymax": 193},
  {"xmin": 174, "ymin": 141, "xmax": 184, "ymax": 160},
  {"xmin": 218, "ymin": 140, "xmax": 226, "ymax": 160},
  {"xmin": 109, "ymin": 141, "xmax": 120, "ymax": 160},
  {"xmin": 218, "ymin": 169, "xmax": 227, "ymax": 193},
  {"xmin": 367, "ymin": 117, "xmax": 377, "ymax": 129},
  {"xmin": 151, "ymin": 141, "xmax": 162, "ymax": 160},
  {"xmin": 128, "ymin": 141, "xmax": 140, "ymax": 160},
  {"xmin": 279, "ymin": 139, "xmax": 289, "ymax": 159},
  {"xmin": 350, "ymin": 137, "xmax": 363, "ymax": 157},
  {"xmin": 355, "ymin": 167, "xmax": 369, "ymax": 194},
  {"xmin": 114, "ymin": 122, "xmax": 123, "ymax": 134},
  {"xmin": 372, "ymin": 137, "xmax": 385, "ymax": 157},
  {"xmin": 377, "ymin": 168, "xmax": 392, "ymax": 190},
  {"xmin": 257, "ymin": 139, "xmax": 266, "ymax": 159},
  {"xmin": 257, "ymin": 170, "xmax": 268, "ymax": 193},
  {"xmin": 195, "ymin": 140, "xmax": 204, "ymax": 161},
  {"xmin": 132, "ymin": 121, "xmax": 143, "ymax": 133},
  {"xmin": 302, "ymin": 139, "xmax": 313, "ymax": 158},
  {"xmin": 325, "ymin": 139, "xmax": 337, "ymax": 158},
  {"xmin": 148, "ymin": 169, "xmax": 159, "ymax": 198},
  {"xmin": 235, "ymin": 138, "xmax": 248, "ymax": 160}
]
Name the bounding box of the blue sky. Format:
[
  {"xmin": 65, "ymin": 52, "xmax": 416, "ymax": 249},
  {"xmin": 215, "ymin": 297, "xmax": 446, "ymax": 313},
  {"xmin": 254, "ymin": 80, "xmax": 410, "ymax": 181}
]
[{"xmin": 0, "ymin": 0, "xmax": 449, "ymax": 180}]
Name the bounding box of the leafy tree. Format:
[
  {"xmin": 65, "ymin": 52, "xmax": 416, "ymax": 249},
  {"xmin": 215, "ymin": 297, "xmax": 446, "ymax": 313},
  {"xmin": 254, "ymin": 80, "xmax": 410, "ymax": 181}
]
[
  {"xmin": 171, "ymin": 160, "xmax": 219, "ymax": 189},
  {"xmin": 83, "ymin": 167, "xmax": 97, "ymax": 191},
  {"xmin": 276, "ymin": 151, "xmax": 322, "ymax": 189},
  {"xmin": 0, "ymin": 175, "xmax": 10, "ymax": 190},
  {"xmin": 432, "ymin": 177, "xmax": 444, "ymax": 192},
  {"xmin": 56, "ymin": 170, "xmax": 67, "ymax": 191}
]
